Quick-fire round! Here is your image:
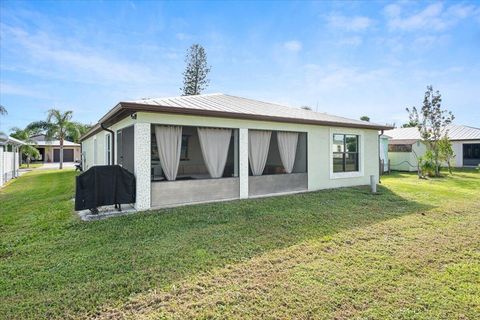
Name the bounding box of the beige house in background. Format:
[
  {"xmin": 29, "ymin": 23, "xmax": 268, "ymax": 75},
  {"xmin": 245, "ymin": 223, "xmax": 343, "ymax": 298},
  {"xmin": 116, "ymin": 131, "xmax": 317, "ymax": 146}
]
[
  {"xmin": 80, "ymin": 93, "xmax": 391, "ymax": 211},
  {"xmin": 31, "ymin": 134, "xmax": 81, "ymax": 163}
]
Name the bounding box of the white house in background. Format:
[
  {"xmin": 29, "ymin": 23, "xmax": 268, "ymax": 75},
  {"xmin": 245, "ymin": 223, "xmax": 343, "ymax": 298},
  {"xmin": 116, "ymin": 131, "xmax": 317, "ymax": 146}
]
[
  {"xmin": 385, "ymin": 124, "xmax": 480, "ymax": 171},
  {"xmin": 30, "ymin": 134, "xmax": 81, "ymax": 163},
  {"xmin": 0, "ymin": 134, "xmax": 24, "ymax": 187},
  {"xmin": 379, "ymin": 134, "xmax": 391, "ymax": 173},
  {"xmin": 80, "ymin": 93, "xmax": 391, "ymax": 211}
]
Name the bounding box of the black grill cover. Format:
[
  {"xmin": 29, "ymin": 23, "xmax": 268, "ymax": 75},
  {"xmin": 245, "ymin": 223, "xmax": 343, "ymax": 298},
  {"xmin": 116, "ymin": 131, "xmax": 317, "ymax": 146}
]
[{"xmin": 75, "ymin": 165, "xmax": 136, "ymax": 211}]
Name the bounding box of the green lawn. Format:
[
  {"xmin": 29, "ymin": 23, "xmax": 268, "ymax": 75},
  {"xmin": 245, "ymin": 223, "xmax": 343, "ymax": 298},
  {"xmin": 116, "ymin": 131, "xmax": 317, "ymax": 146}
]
[
  {"xmin": 0, "ymin": 169, "xmax": 479, "ymax": 319},
  {"xmin": 19, "ymin": 163, "xmax": 44, "ymax": 169}
]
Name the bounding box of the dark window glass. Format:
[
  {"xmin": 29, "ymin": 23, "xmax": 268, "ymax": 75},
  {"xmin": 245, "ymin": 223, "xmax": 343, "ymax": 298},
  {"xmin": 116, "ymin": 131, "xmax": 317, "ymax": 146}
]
[
  {"xmin": 333, "ymin": 153, "xmax": 344, "ymax": 172},
  {"xmin": 180, "ymin": 135, "xmax": 189, "ymax": 160},
  {"xmin": 345, "ymin": 153, "xmax": 358, "ymax": 172},
  {"xmin": 333, "ymin": 134, "xmax": 359, "ymax": 173}
]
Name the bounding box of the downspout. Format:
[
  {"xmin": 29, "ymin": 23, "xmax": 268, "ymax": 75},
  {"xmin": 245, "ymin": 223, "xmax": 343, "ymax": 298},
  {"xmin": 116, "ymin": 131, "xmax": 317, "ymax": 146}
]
[
  {"xmin": 101, "ymin": 123, "xmax": 115, "ymax": 165},
  {"xmin": 379, "ymin": 129, "xmax": 384, "ymax": 183}
]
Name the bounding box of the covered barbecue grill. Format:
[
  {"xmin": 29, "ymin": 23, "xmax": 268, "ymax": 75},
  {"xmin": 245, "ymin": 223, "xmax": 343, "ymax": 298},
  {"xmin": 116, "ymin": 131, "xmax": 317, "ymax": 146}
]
[{"xmin": 75, "ymin": 165, "xmax": 135, "ymax": 213}]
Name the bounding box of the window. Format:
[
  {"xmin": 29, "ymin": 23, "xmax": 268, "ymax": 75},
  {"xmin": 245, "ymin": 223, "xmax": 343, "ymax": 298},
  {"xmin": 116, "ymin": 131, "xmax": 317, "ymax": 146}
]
[
  {"xmin": 388, "ymin": 144, "xmax": 412, "ymax": 152},
  {"xmin": 333, "ymin": 134, "xmax": 359, "ymax": 172},
  {"xmin": 105, "ymin": 134, "xmax": 111, "ymax": 165}
]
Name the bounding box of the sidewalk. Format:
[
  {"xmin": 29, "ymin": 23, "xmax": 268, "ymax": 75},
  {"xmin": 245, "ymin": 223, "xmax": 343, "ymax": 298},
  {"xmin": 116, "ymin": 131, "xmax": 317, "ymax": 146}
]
[{"xmin": 19, "ymin": 162, "xmax": 76, "ymax": 173}]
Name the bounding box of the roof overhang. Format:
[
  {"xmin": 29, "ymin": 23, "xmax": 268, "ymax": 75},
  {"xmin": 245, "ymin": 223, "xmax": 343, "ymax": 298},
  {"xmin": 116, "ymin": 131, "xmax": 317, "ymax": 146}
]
[
  {"xmin": 0, "ymin": 134, "xmax": 25, "ymax": 146},
  {"xmin": 80, "ymin": 102, "xmax": 394, "ymax": 141}
]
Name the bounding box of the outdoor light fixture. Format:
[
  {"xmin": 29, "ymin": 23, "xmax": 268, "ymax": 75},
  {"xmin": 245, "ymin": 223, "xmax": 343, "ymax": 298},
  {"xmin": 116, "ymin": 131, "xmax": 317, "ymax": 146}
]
[{"xmin": 130, "ymin": 113, "xmax": 137, "ymax": 120}]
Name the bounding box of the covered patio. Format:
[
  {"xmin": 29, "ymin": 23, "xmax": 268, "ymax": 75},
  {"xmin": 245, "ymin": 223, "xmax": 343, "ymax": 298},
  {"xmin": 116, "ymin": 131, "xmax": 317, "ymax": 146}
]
[{"xmin": 149, "ymin": 124, "xmax": 307, "ymax": 207}]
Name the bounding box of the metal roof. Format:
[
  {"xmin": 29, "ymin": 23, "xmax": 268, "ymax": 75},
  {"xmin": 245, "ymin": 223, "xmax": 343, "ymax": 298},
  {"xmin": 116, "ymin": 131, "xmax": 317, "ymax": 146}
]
[
  {"xmin": 0, "ymin": 134, "xmax": 25, "ymax": 146},
  {"xmin": 129, "ymin": 93, "xmax": 388, "ymax": 129},
  {"xmin": 81, "ymin": 93, "xmax": 392, "ymax": 141},
  {"xmin": 385, "ymin": 124, "xmax": 480, "ymax": 141}
]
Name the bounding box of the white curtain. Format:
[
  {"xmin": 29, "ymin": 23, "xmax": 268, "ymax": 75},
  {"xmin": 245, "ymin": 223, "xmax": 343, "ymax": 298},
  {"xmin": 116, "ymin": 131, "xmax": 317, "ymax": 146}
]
[
  {"xmin": 197, "ymin": 127, "xmax": 232, "ymax": 178},
  {"xmin": 249, "ymin": 130, "xmax": 271, "ymax": 176},
  {"xmin": 277, "ymin": 131, "xmax": 298, "ymax": 174},
  {"xmin": 155, "ymin": 125, "xmax": 182, "ymax": 181}
]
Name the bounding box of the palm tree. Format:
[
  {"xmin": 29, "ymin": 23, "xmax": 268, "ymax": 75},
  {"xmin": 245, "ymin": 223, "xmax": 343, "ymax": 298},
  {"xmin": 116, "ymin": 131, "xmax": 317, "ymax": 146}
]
[
  {"xmin": 66, "ymin": 122, "xmax": 91, "ymax": 143},
  {"xmin": 27, "ymin": 109, "xmax": 80, "ymax": 169},
  {"xmin": 0, "ymin": 104, "xmax": 7, "ymax": 116},
  {"xmin": 10, "ymin": 127, "xmax": 40, "ymax": 168}
]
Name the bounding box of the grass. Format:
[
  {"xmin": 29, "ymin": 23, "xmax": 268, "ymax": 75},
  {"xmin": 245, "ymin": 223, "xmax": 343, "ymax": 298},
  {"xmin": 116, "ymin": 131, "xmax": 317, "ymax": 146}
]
[
  {"xmin": 19, "ymin": 163, "xmax": 43, "ymax": 169},
  {"xmin": 0, "ymin": 169, "xmax": 479, "ymax": 319}
]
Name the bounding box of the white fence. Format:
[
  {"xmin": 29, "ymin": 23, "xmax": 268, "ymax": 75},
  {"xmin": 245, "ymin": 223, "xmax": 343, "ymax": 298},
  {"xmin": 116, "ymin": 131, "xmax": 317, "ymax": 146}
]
[{"xmin": 0, "ymin": 146, "xmax": 20, "ymax": 187}]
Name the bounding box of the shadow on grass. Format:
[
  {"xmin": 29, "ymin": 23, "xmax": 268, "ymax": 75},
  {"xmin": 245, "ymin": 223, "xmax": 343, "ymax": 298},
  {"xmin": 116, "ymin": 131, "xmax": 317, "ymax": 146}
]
[{"xmin": 1, "ymin": 171, "xmax": 433, "ymax": 319}]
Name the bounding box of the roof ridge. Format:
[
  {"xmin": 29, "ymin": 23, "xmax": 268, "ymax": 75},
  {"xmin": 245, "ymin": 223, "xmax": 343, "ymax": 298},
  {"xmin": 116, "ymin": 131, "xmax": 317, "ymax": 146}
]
[{"xmin": 135, "ymin": 92, "xmax": 224, "ymax": 102}]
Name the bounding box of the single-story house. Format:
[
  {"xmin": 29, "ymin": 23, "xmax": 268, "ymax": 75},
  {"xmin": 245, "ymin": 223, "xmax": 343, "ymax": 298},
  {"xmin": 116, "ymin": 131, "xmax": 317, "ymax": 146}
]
[
  {"xmin": 385, "ymin": 124, "xmax": 480, "ymax": 171},
  {"xmin": 30, "ymin": 134, "xmax": 81, "ymax": 163},
  {"xmin": 0, "ymin": 133, "xmax": 24, "ymax": 187},
  {"xmin": 80, "ymin": 93, "xmax": 391, "ymax": 211}
]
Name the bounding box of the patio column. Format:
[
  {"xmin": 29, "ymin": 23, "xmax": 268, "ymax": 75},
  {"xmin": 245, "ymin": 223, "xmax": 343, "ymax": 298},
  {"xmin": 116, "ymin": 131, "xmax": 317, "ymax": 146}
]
[
  {"xmin": 134, "ymin": 122, "xmax": 151, "ymax": 211},
  {"xmin": 239, "ymin": 128, "xmax": 249, "ymax": 199}
]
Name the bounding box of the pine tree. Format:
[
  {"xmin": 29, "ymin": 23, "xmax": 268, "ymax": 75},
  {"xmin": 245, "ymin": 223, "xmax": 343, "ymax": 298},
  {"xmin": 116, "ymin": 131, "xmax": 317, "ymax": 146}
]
[{"xmin": 181, "ymin": 44, "xmax": 211, "ymax": 95}]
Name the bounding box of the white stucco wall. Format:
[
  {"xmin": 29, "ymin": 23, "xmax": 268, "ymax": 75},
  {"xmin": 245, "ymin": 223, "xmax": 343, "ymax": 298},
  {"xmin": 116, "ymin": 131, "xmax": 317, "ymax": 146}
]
[
  {"xmin": 81, "ymin": 116, "xmax": 137, "ymax": 170},
  {"xmin": 133, "ymin": 123, "xmax": 151, "ymax": 210},
  {"xmin": 138, "ymin": 112, "xmax": 379, "ymax": 191}
]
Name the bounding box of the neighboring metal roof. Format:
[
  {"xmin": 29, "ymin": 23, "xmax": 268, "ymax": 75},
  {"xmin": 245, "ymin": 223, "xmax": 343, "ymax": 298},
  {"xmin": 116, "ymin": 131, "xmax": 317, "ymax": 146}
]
[
  {"xmin": 0, "ymin": 134, "xmax": 25, "ymax": 146},
  {"xmin": 385, "ymin": 124, "xmax": 480, "ymax": 141},
  {"xmin": 81, "ymin": 93, "xmax": 392, "ymax": 141}
]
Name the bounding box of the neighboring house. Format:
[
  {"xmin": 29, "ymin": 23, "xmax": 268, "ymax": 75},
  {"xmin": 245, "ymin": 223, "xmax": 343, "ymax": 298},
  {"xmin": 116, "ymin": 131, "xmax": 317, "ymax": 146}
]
[
  {"xmin": 30, "ymin": 134, "xmax": 81, "ymax": 163},
  {"xmin": 379, "ymin": 134, "xmax": 390, "ymax": 173},
  {"xmin": 80, "ymin": 93, "xmax": 391, "ymax": 211},
  {"xmin": 0, "ymin": 134, "xmax": 24, "ymax": 187},
  {"xmin": 385, "ymin": 124, "xmax": 480, "ymax": 171}
]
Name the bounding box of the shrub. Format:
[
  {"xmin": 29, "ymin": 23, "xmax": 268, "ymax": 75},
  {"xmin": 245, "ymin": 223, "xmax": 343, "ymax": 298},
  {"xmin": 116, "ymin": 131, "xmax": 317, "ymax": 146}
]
[{"xmin": 419, "ymin": 150, "xmax": 436, "ymax": 177}]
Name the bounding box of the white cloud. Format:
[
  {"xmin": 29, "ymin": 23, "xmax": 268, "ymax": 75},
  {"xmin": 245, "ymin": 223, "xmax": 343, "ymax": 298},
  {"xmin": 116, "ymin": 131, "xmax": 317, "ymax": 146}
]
[
  {"xmin": 338, "ymin": 36, "xmax": 363, "ymax": 46},
  {"xmin": 175, "ymin": 32, "xmax": 190, "ymax": 41},
  {"xmin": 384, "ymin": 2, "xmax": 480, "ymax": 31},
  {"xmin": 0, "ymin": 82, "xmax": 48, "ymax": 99},
  {"xmin": 326, "ymin": 13, "xmax": 374, "ymax": 32},
  {"xmin": 0, "ymin": 24, "xmax": 160, "ymax": 85},
  {"xmin": 303, "ymin": 64, "xmax": 389, "ymax": 90},
  {"xmin": 283, "ymin": 40, "xmax": 302, "ymax": 52}
]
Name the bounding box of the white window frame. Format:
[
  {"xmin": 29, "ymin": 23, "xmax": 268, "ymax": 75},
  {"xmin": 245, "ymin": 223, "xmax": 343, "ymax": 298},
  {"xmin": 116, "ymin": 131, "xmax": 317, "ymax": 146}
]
[{"xmin": 329, "ymin": 128, "xmax": 364, "ymax": 179}]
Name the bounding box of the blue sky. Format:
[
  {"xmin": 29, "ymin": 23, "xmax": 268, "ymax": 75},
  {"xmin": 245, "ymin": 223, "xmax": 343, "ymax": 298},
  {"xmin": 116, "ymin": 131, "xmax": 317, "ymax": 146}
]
[{"xmin": 1, "ymin": 0, "xmax": 479, "ymax": 131}]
